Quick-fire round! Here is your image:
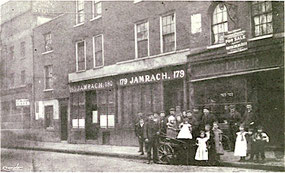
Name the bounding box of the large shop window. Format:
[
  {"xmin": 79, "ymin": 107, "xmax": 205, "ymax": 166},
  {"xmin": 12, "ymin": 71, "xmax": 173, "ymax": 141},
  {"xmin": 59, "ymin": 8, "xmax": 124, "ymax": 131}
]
[
  {"xmin": 76, "ymin": 40, "xmax": 86, "ymax": 71},
  {"xmin": 251, "ymin": 1, "xmax": 273, "ymax": 37},
  {"xmin": 135, "ymin": 21, "xmax": 149, "ymax": 58},
  {"xmin": 76, "ymin": 0, "xmax": 84, "ymax": 24},
  {"xmin": 71, "ymin": 92, "xmax": 85, "ymax": 128},
  {"xmin": 97, "ymin": 89, "xmax": 115, "ymax": 128},
  {"xmin": 93, "ymin": 35, "xmax": 104, "ymax": 67},
  {"xmin": 161, "ymin": 13, "xmax": 176, "ymax": 53},
  {"xmin": 212, "ymin": 4, "xmax": 228, "ymax": 44}
]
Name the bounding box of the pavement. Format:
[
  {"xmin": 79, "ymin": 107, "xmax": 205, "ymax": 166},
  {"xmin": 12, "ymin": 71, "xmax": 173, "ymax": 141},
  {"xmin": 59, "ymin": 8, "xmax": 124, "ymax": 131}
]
[{"xmin": 2, "ymin": 139, "xmax": 284, "ymax": 171}]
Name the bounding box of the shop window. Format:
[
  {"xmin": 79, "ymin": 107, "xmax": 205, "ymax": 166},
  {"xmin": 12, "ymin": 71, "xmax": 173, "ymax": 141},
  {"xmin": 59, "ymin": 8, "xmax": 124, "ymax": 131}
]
[
  {"xmin": 20, "ymin": 41, "xmax": 25, "ymax": 58},
  {"xmin": 21, "ymin": 70, "xmax": 25, "ymax": 85},
  {"xmin": 44, "ymin": 32, "xmax": 52, "ymax": 52},
  {"xmin": 71, "ymin": 92, "xmax": 85, "ymax": 128},
  {"xmin": 212, "ymin": 4, "xmax": 228, "ymax": 44},
  {"xmin": 98, "ymin": 89, "xmax": 115, "ymax": 128},
  {"xmin": 44, "ymin": 65, "xmax": 53, "ymax": 90},
  {"xmin": 251, "ymin": 1, "xmax": 273, "ymax": 37},
  {"xmin": 135, "ymin": 21, "xmax": 149, "ymax": 58},
  {"xmin": 44, "ymin": 105, "xmax": 53, "ymax": 128},
  {"xmin": 76, "ymin": 40, "xmax": 86, "ymax": 71},
  {"xmin": 92, "ymin": 0, "xmax": 102, "ymax": 19},
  {"xmin": 76, "ymin": 0, "xmax": 84, "ymax": 24},
  {"xmin": 161, "ymin": 13, "xmax": 176, "ymax": 53},
  {"xmin": 93, "ymin": 35, "xmax": 104, "ymax": 67},
  {"xmin": 9, "ymin": 46, "xmax": 14, "ymax": 60}
]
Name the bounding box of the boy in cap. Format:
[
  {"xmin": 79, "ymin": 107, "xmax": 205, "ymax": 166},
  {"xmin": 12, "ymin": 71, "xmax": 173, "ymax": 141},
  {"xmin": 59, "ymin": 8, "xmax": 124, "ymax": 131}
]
[{"xmin": 253, "ymin": 125, "xmax": 269, "ymax": 162}]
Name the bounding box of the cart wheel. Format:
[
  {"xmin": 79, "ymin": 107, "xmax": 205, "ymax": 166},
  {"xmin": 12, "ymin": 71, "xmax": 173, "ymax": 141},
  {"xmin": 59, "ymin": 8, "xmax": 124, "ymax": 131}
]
[{"xmin": 158, "ymin": 143, "xmax": 174, "ymax": 164}]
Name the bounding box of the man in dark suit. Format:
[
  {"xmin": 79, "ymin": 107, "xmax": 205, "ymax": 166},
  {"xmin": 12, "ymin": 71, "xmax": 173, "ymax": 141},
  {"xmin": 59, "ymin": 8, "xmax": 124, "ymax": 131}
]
[
  {"xmin": 159, "ymin": 111, "xmax": 167, "ymax": 135},
  {"xmin": 145, "ymin": 112, "xmax": 160, "ymax": 164},
  {"xmin": 201, "ymin": 107, "xmax": 217, "ymax": 127},
  {"xmin": 135, "ymin": 113, "xmax": 145, "ymax": 155}
]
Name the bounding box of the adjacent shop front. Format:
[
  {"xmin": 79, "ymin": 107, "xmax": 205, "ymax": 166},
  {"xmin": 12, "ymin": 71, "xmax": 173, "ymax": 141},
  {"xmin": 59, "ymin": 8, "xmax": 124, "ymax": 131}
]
[{"xmin": 187, "ymin": 33, "xmax": 284, "ymax": 148}]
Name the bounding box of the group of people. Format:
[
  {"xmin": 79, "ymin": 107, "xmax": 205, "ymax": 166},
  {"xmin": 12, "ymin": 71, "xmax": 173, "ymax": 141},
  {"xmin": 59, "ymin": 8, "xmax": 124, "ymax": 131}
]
[{"xmin": 134, "ymin": 104, "xmax": 269, "ymax": 165}]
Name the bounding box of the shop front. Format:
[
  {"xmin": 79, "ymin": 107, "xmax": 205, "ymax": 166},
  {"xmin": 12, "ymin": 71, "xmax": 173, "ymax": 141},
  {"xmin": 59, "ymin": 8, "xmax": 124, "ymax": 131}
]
[
  {"xmin": 187, "ymin": 36, "xmax": 284, "ymax": 148},
  {"xmin": 68, "ymin": 65, "xmax": 188, "ymax": 146}
]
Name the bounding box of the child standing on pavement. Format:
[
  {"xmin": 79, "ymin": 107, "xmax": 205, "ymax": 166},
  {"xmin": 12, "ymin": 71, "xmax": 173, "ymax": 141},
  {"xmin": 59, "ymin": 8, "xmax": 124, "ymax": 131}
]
[
  {"xmin": 234, "ymin": 124, "xmax": 248, "ymax": 161},
  {"xmin": 195, "ymin": 131, "xmax": 209, "ymax": 165},
  {"xmin": 253, "ymin": 125, "xmax": 269, "ymax": 162},
  {"xmin": 212, "ymin": 122, "xmax": 224, "ymax": 163},
  {"xmin": 246, "ymin": 128, "xmax": 255, "ymax": 161}
]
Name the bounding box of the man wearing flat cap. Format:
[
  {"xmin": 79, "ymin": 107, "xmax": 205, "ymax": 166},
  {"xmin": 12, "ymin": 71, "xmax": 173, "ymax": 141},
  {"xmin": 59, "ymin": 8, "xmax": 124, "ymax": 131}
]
[
  {"xmin": 145, "ymin": 112, "xmax": 160, "ymax": 164},
  {"xmin": 135, "ymin": 112, "xmax": 145, "ymax": 155},
  {"xmin": 201, "ymin": 106, "xmax": 217, "ymax": 128}
]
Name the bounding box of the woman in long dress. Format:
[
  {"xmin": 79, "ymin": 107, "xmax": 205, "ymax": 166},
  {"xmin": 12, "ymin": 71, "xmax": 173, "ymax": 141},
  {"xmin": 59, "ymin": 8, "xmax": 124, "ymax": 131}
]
[
  {"xmin": 195, "ymin": 131, "xmax": 209, "ymax": 162},
  {"xmin": 234, "ymin": 125, "xmax": 248, "ymax": 161}
]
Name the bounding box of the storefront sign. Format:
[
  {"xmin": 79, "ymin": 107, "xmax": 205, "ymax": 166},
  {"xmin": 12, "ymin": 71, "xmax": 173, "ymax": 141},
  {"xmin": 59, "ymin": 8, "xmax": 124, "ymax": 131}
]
[
  {"xmin": 225, "ymin": 29, "xmax": 248, "ymax": 54},
  {"xmin": 16, "ymin": 99, "xmax": 30, "ymax": 106},
  {"xmin": 119, "ymin": 69, "xmax": 185, "ymax": 86},
  {"xmin": 69, "ymin": 80, "xmax": 113, "ymax": 93}
]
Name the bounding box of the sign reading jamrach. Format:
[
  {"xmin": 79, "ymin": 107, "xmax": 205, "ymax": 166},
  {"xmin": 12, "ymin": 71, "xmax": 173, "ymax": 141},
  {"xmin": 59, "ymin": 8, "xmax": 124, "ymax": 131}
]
[
  {"xmin": 225, "ymin": 29, "xmax": 248, "ymax": 54},
  {"xmin": 119, "ymin": 69, "xmax": 185, "ymax": 86}
]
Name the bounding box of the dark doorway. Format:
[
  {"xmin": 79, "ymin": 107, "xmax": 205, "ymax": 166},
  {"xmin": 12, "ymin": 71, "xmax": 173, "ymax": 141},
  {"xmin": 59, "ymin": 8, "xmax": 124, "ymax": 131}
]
[
  {"xmin": 163, "ymin": 79, "xmax": 184, "ymax": 114},
  {"xmin": 253, "ymin": 70, "xmax": 284, "ymax": 147},
  {"xmin": 60, "ymin": 105, "xmax": 68, "ymax": 140},
  {"xmin": 86, "ymin": 90, "xmax": 99, "ymax": 140}
]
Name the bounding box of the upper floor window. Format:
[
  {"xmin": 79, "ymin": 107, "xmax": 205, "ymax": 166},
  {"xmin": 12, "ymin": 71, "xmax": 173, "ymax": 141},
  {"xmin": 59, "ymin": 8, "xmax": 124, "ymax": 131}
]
[
  {"xmin": 76, "ymin": 0, "xmax": 84, "ymax": 24},
  {"xmin": 93, "ymin": 35, "xmax": 104, "ymax": 67},
  {"xmin": 20, "ymin": 41, "xmax": 25, "ymax": 57},
  {"xmin": 212, "ymin": 4, "xmax": 228, "ymax": 44},
  {"xmin": 251, "ymin": 1, "xmax": 273, "ymax": 37},
  {"xmin": 10, "ymin": 73, "xmax": 14, "ymax": 88},
  {"xmin": 161, "ymin": 13, "xmax": 176, "ymax": 53},
  {"xmin": 135, "ymin": 21, "xmax": 149, "ymax": 58},
  {"xmin": 9, "ymin": 46, "xmax": 14, "ymax": 60},
  {"xmin": 92, "ymin": 0, "xmax": 102, "ymax": 19},
  {"xmin": 44, "ymin": 65, "xmax": 53, "ymax": 90},
  {"xmin": 21, "ymin": 70, "xmax": 25, "ymax": 85},
  {"xmin": 44, "ymin": 32, "xmax": 53, "ymax": 52},
  {"xmin": 76, "ymin": 41, "xmax": 86, "ymax": 71}
]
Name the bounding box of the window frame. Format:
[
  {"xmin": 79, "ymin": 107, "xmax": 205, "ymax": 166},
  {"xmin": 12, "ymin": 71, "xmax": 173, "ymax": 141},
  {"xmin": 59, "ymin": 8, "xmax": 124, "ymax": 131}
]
[
  {"xmin": 20, "ymin": 41, "xmax": 25, "ymax": 58},
  {"xmin": 21, "ymin": 70, "xmax": 25, "ymax": 85},
  {"xmin": 75, "ymin": 40, "xmax": 87, "ymax": 72},
  {"xmin": 91, "ymin": 0, "xmax": 102, "ymax": 20},
  {"xmin": 76, "ymin": 0, "xmax": 85, "ymax": 25},
  {"xmin": 211, "ymin": 3, "xmax": 228, "ymax": 45},
  {"xmin": 251, "ymin": 1, "xmax": 273, "ymax": 37},
  {"xmin": 44, "ymin": 32, "xmax": 53, "ymax": 52},
  {"xmin": 44, "ymin": 65, "xmax": 53, "ymax": 90},
  {"xmin": 160, "ymin": 12, "xmax": 177, "ymax": 54},
  {"xmin": 93, "ymin": 34, "xmax": 104, "ymax": 68},
  {"xmin": 135, "ymin": 20, "xmax": 150, "ymax": 58}
]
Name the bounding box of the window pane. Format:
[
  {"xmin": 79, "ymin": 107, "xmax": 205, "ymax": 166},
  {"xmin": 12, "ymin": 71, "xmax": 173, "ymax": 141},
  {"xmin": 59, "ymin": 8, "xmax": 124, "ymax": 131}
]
[
  {"xmin": 138, "ymin": 40, "xmax": 148, "ymax": 58},
  {"xmin": 254, "ymin": 16, "xmax": 260, "ymax": 25},
  {"xmin": 96, "ymin": 2, "xmax": 102, "ymax": 15},
  {"xmin": 261, "ymin": 2, "xmax": 266, "ymax": 13},
  {"xmin": 77, "ymin": 41, "xmax": 85, "ymax": 71},
  {"xmin": 267, "ymin": 13, "xmax": 272, "ymax": 22},
  {"xmin": 267, "ymin": 23, "xmax": 273, "ymax": 34},
  {"xmin": 255, "ymin": 25, "xmax": 260, "ymax": 36},
  {"xmin": 265, "ymin": 1, "xmax": 272, "ymax": 11},
  {"xmin": 217, "ymin": 12, "xmax": 223, "ymax": 23},
  {"xmin": 260, "ymin": 14, "xmax": 266, "ymax": 24},
  {"xmin": 95, "ymin": 51, "xmax": 103, "ymax": 67}
]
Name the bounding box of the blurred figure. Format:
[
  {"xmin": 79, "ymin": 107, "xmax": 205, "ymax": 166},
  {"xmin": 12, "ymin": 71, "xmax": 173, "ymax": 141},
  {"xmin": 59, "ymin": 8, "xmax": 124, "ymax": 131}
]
[{"xmin": 135, "ymin": 114, "xmax": 145, "ymax": 155}]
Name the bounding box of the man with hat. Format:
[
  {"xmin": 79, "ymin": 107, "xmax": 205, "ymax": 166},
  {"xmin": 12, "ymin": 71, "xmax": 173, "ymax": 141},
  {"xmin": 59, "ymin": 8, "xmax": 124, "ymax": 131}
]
[
  {"xmin": 159, "ymin": 110, "xmax": 167, "ymax": 135},
  {"xmin": 186, "ymin": 110, "xmax": 199, "ymax": 137},
  {"xmin": 242, "ymin": 104, "xmax": 255, "ymax": 130},
  {"xmin": 135, "ymin": 112, "xmax": 145, "ymax": 155},
  {"xmin": 167, "ymin": 108, "xmax": 176, "ymax": 123},
  {"xmin": 145, "ymin": 112, "xmax": 160, "ymax": 164},
  {"xmin": 226, "ymin": 104, "xmax": 242, "ymax": 149},
  {"xmin": 201, "ymin": 106, "xmax": 217, "ymax": 128}
]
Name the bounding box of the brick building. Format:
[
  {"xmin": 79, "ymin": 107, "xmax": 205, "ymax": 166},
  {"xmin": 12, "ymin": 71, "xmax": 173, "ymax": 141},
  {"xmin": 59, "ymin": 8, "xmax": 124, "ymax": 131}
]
[
  {"xmin": 0, "ymin": 0, "xmax": 68, "ymax": 138},
  {"xmin": 7, "ymin": 1, "xmax": 284, "ymax": 148}
]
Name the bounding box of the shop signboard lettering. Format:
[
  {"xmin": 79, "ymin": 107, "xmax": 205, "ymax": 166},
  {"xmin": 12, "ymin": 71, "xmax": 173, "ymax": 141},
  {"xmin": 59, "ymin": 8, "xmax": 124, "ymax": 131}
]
[
  {"xmin": 69, "ymin": 81, "xmax": 113, "ymax": 93},
  {"xmin": 119, "ymin": 69, "xmax": 185, "ymax": 86},
  {"xmin": 225, "ymin": 29, "xmax": 248, "ymax": 54},
  {"xmin": 16, "ymin": 99, "xmax": 30, "ymax": 106}
]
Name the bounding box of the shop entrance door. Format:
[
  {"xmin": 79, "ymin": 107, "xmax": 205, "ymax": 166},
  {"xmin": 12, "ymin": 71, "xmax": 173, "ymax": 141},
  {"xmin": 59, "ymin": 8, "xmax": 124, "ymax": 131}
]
[
  {"xmin": 163, "ymin": 79, "xmax": 184, "ymax": 114},
  {"xmin": 86, "ymin": 91, "xmax": 99, "ymax": 140},
  {"xmin": 60, "ymin": 105, "xmax": 68, "ymax": 141},
  {"xmin": 254, "ymin": 70, "xmax": 284, "ymax": 147}
]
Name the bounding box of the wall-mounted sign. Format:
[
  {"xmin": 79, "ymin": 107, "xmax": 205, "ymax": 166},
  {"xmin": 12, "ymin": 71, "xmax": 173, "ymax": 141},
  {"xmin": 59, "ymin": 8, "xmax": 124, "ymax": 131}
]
[
  {"xmin": 69, "ymin": 80, "xmax": 113, "ymax": 93},
  {"xmin": 225, "ymin": 29, "xmax": 248, "ymax": 54},
  {"xmin": 119, "ymin": 69, "xmax": 185, "ymax": 86},
  {"xmin": 16, "ymin": 99, "xmax": 30, "ymax": 107}
]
